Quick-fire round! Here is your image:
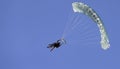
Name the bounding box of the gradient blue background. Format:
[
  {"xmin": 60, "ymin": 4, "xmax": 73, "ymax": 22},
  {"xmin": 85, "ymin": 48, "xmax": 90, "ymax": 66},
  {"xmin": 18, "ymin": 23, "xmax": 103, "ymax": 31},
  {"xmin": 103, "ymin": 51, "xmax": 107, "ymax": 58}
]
[{"xmin": 1, "ymin": 0, "xmax": 120, "ymax": 69}]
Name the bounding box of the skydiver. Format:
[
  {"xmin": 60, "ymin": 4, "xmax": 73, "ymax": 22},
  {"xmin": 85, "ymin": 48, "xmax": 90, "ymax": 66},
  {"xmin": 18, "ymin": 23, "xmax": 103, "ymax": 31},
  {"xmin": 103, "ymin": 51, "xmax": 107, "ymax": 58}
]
[{"xmin": 47, "ymin": 39, "xmax": 66, "ymax": 52}]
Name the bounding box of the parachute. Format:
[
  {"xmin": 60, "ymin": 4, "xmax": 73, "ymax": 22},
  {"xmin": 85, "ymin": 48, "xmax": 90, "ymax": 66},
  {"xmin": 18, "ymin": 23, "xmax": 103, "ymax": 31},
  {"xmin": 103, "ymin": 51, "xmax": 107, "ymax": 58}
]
[{"xmin": 71, "ymin": 2, "xmax": 110, "ymax": 50}]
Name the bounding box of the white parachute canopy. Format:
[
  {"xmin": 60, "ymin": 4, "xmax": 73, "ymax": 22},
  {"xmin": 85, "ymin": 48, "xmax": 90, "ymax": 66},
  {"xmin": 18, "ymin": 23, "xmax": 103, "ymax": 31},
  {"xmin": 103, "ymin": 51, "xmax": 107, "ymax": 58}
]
[{"xmin": 72, "ymin": 2, "xmax": 110, "ymax": 50}]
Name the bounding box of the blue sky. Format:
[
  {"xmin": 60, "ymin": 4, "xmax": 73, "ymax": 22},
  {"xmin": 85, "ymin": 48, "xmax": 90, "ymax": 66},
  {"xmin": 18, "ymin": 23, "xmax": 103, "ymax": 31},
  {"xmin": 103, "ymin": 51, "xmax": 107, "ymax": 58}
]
[{"xmin": 1, "ymin": 0, "xmax": 120, "ymax": 69}]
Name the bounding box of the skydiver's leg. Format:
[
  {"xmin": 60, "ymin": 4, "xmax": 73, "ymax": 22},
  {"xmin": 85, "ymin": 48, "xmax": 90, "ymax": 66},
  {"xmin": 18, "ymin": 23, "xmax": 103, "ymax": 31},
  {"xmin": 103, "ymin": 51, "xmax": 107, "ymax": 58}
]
[
  {"xmin": 47, "ymin": 44, "xmax": 53, "ymax": 48},
  {"xmin": 50, "ymin": 47, "xmax": 55, "ymax": 52}
]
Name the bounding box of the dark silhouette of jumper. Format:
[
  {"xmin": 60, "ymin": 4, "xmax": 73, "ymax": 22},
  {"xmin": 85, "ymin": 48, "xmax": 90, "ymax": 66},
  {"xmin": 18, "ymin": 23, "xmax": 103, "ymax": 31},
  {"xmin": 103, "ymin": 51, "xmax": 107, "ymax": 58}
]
[{"xmin": 47, "ymin": 39, "xmax": 62, "ymax": 51}]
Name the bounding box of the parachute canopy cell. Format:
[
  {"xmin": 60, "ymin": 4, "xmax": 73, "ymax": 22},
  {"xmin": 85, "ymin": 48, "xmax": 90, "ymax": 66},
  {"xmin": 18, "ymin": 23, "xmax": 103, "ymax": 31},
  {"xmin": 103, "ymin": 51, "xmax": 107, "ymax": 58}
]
[{"xmin": 72, "ymin": 2, "xmax": 110, "ymax": 50}]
